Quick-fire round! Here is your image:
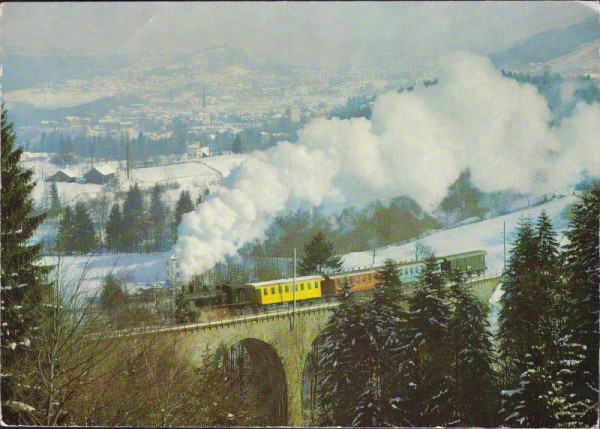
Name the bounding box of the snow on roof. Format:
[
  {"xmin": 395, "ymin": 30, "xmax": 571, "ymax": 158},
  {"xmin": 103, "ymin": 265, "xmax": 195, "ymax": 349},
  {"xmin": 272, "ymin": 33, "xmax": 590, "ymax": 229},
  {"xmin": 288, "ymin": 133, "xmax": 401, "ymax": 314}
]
[
  {"xmin": 91, "ymin": 165, "xmax": 115, "ymax": 176},
  {"xmin": 59, "ymin": 169, "xmax": 77, "ymax": 178}
]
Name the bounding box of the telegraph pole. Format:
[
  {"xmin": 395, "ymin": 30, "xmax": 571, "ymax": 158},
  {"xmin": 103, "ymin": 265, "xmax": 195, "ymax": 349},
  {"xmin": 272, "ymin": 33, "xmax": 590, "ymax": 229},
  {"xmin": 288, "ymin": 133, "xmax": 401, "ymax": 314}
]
[{"xmin": 292, "ymin": 248, "xmax": 297, "ymax": 331}]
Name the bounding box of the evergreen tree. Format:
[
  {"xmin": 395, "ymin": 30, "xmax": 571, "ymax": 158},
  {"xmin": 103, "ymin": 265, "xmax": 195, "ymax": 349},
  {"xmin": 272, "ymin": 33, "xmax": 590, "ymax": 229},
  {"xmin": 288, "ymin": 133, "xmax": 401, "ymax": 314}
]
[
  {"xmin": 562, "ymin": 184, "xmax": 600, "ymax": 425},
  {"xmin": 57, "ymin": 206, "xmax": 75, "ymax": 254},
  {"xmin": 401, "ymin": 256, "xmax": 453, "ymax": 426},
  {"xmin": 316, "ymin": 279, "xmax": 367, "ymax": 426},
  {"xmin": 1, "ymin": 107, "xmax": 51, "ymax": 422},
  {"xmin": 48, "ymin": 182, "xmax": 61, "ymax": 218},
  {"xmin": 298, "ymin": 232, "xmax": 343, "ymax": 275},
  {"xmin": 447, "ymin": 270, "xmax": 499, "ymax": 426},
  {"xmin": 122, "ymin": 183, "xmax": 145, "ymax": 252},
  {"xmin": 497, "ymin": 218, "xmax": 539, "ymax": 377},
  {"xmin": 356, "ymin": 261, "xmax": 408, "ymax": 426},
  {"xmin": 501, "ymin": 345, "xmax": 555, "ymax": 428},
  {"xmin": 99, "ymin": 274, "xmax": 129, "ymax": 324},
  {"xmin": 171, "ymin": 190, "xmax": 194, "ymax": 242},
  {"xmin": 148, "ymin": 184, "xmax": 167, "ymax": 251},
  {"xmin": 549, "ymin": 334, "xmax": 592, "ymax": 427},
  {"xmin": 105, "ymin": 203, "xmax": 124, "ymax": 252},
  {"xmin": 71, "ymin": 201, "xmax": 97, "ymax": 254},
  {"xmin": 499, "ymin": 213, "xmax": 567, "ymax": 426},
  {"xmin": 231, "ymin": 133, "xmax": 242, "ymax": 154}
]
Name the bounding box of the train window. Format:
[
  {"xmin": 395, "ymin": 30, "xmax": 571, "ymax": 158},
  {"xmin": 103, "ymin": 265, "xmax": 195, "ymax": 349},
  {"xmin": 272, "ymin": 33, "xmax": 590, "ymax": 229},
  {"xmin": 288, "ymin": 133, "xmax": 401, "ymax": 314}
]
[
  {"xmin": 308, "ymin": 282, "xmax": 312, "ymax": 289},
  {"xmin": 263, "ymin": 288, "xmax": 268, "ymax": 296},
  {"xmin": 285, "ymin": 285, "xmax": 289, "ymax": 293},
  {"xmin": 362, "ymin": 275, "xmax": 366, "ymax": 281},
  {"xmin": 356, "ymin": 276, "xmax": 359, "ymax": 282},
  {"xmin": 368, "ymin": 274, "xmax": 372, "ymax": 280},
  {"xmin": 410, "ymin": 267, "xmax": 413, "ymax": 274},
  {"xmin": 315, "ymin": 282, "xmax": 319, "ymax": 288},
  {"xmin": 271, "ymin": 287, "xmax": 275, "ymax": 294},
  {"xmin": 278, "ymin": 285, "xmax": 282, "ymax": 293},
  {"xmin": 301, "ymin": 284, "xmax": 304, "ymax": 291}
]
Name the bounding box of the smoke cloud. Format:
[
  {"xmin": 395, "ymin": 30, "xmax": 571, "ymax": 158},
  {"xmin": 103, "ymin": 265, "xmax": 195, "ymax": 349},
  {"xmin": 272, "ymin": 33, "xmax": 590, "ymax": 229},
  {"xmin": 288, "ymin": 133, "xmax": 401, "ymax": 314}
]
[{"xmin": 174, "ymin": 52, "xmax": 599, "ymax": 280}]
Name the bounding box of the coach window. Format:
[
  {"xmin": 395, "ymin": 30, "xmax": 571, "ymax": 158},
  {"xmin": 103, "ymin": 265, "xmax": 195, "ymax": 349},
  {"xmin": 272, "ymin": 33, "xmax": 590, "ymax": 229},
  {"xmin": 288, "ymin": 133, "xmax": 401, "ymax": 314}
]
[
  {"xmin": 308, "ymin": 282, "xmax": 312, "ymax": 289},
  {"xmin": 285, "ymin": 285, "xmax": 289, "ymax": 293},
  {"xmin": 356, "ymin": 276, "xmax": 360, "ymax": 282},
  {"xmin": 362, "ymin": 275, "xmax": 366, "ymax": 281},
  {"xmin": 368, "ymin": 274, "xmax": 372, "ymax": 280},
  {"xmin": 263, "ymin": 288, "xmax": 268, "ymax": 296},
  {"xmin": 315, "ymin": 282, "xmax": 319, "ymax": 288},
  {"xmin": 271, "ymin": 287, "xmax": 275, "ymax": 294},
  {"xmin": 300, "ymin": 283, "xmax": 304, "ymax": 291},
  {"xmin": 278, "ymin": 285, "xmax": 282, "ymax": 293}
]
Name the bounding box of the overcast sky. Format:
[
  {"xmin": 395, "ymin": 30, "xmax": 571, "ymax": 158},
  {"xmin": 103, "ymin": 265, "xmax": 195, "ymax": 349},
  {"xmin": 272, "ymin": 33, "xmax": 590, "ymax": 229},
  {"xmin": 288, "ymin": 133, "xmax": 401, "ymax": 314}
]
[{"xmin": 2, "ymin": 2, "xmax": 596, "ymax": 69}]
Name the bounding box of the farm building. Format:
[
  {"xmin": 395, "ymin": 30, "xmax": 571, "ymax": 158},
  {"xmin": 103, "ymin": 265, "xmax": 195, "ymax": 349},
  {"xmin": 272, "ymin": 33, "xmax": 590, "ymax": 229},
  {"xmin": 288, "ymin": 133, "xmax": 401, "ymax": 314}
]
[
  {"xmin": 83, "ymin": 165, "xmax": 115, "ymax": 184},
  {"xmin": 187, "ymin": 143, "xmax": 210, "ymax": 159},
  {"xmin": 45, "ymin": 169, "xmax": 77, "ymax": 183}
]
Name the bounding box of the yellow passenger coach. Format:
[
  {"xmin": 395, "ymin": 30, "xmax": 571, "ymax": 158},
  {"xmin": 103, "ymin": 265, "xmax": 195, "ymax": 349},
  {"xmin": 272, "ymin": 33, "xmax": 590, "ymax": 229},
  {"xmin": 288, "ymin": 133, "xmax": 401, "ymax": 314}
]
[{"xmin": 245, "ymin": 275, "xmax": 323, "ymax": 305}]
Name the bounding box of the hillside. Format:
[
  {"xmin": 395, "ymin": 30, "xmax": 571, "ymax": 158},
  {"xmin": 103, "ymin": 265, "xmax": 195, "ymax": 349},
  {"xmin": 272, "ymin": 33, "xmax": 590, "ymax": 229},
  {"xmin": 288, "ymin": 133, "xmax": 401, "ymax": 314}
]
[
  {"xmin": 546, "ymin": 39, "xmax": 600, "ymax": 77},
  {"xmin": 490, "ymin": 15, "xmax": 599, "ymax": 71}
]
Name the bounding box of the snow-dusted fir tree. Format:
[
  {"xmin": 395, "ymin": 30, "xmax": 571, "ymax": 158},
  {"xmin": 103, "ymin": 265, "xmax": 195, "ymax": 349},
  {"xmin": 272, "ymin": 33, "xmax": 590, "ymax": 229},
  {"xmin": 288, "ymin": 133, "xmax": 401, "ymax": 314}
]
[
  {"xmin": 316, "ymin": 279, "xmax": 367, "ymax": 426},
  {"xmin": 1, "ymin": 107, "xmax": 51, "ymax": 423},
  {"xmin": 447, "ymin": 270, "xmax": 499, "ymax": 426},
  {"xmin": 562, "ymin": 183, "xmax": 600, "ymax": 426},
  {"xmin": 501, "ymin": 345, "xmax": 555, "ymax": 427},
  {"xmin": 533, "ymin": 211, "xmax": 563, "ymax": 345},
  {"xmin": 497, "ymin": 218, "xmax": 539, "ymax": 377},
  {"xmin": 549, "ymin": 334, "xmax": 592, "ymax": 427},
  {"xmin": 401, "ymin": 256, "xmax": 453, "ymax": 426},
  {"xmin": 356, "ymin": 260, "xmax": 407, "ymax": 426}
]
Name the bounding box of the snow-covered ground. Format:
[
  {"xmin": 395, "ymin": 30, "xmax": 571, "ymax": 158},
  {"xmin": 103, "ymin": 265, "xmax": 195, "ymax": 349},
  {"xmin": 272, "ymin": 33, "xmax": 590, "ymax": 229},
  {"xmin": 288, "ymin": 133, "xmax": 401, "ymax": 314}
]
[
  {"xmin": 41, "ymin": 252, "xmax": 170, "ymax": 298},
  {"xmin": 341, "ymin": 195, "xmax": 576, "ymax": 275},
  {"xmin": 21, "ymin": 152, "xmax": 246, "ymax": 207}
]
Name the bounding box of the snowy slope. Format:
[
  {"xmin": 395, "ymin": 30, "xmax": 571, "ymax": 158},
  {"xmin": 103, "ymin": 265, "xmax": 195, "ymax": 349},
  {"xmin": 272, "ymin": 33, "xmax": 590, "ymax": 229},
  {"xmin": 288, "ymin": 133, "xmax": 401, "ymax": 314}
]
[
  {"xmin": 41, "ymin": 253, "xmax": 170, "ymax": 298},
  {"xmin": 341, "ymin": 195, "xmax": 577, "ymax": 274}
]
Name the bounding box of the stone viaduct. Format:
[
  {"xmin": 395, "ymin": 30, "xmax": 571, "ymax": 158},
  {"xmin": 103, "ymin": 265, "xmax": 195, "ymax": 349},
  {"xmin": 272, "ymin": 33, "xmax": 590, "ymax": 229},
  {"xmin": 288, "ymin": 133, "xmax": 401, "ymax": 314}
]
[{"xmin": 133, "ymin": 275, "xmax": 500, "ymax": 426}]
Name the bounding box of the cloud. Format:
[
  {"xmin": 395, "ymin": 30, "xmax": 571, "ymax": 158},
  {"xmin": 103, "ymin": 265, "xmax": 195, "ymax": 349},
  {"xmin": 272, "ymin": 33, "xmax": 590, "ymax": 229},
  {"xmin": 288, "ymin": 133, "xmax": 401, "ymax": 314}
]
[{"xmin": 173, "ymin": 52, "xmax": 600, "ymax": 280}]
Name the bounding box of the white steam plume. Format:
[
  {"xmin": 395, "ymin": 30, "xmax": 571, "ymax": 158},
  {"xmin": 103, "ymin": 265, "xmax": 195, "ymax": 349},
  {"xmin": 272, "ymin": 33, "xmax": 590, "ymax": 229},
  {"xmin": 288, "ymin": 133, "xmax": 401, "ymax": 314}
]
[{"xmin": 174, "ymin": 51, "xmax": 600, "ymax": 280}]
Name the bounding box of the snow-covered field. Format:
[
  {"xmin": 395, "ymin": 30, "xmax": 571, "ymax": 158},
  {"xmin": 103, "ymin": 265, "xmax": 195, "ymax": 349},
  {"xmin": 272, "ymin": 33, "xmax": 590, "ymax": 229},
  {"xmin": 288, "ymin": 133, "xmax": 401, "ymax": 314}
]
[
  {"xmin": 41, "ymin": 252, "xmax": 170, "ymax": 298},
  {"xmin": 21, "ymin": 152, "xmax": 246, "ymax": 207},
  {"xmin": 341, "ymin": 195, "xmax": 576, "ymax": 274}
]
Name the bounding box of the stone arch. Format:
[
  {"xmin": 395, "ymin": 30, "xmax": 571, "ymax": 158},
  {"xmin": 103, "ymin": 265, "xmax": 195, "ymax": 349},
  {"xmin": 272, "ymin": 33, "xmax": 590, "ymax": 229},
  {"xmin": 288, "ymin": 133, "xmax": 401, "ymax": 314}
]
[{"xmin": 223, "ymin": 337, "xmax": 288, "ymax": 426}]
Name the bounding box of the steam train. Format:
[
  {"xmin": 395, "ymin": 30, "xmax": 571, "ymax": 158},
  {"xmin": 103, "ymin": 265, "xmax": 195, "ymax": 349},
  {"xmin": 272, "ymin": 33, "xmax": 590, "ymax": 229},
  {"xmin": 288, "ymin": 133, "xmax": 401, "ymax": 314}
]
[{"xmin": 178, "ymin": 250, "xmax": 487, "ymax": 319}]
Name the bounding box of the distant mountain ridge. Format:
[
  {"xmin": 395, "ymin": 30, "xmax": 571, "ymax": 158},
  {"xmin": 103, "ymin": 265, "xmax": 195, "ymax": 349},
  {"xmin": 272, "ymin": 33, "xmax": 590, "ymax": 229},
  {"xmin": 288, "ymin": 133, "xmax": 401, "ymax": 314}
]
[
  {"xmin": 1, "ymin": 46, "xmax": 303, "ymax": 93},
  {"xmin": 490, "ymin": 15, "xmax": 599, "ymax": 70}
]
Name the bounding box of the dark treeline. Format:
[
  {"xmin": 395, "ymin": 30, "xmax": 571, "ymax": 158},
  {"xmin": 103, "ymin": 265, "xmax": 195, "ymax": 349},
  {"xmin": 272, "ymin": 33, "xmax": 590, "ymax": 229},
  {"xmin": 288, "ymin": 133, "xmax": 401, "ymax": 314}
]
[
  {"xmin": 50, "ymin": 184, "xmax": 206, "ymax": 255},
  {"xmin": 313, "ymin": 185, "xmax": 599, "ymax": 427}
]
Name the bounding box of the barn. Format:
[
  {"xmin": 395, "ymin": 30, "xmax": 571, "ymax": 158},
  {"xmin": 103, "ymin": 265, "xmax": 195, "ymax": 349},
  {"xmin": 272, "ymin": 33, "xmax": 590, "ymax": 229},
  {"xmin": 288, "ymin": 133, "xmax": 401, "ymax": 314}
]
[
  {"xmin": 83, "ymin": 165, "xmax": 115, "ymax": 185},
  {"xmin": 45, "ymin": 169, "xmax": 77, "ymax": 183}
]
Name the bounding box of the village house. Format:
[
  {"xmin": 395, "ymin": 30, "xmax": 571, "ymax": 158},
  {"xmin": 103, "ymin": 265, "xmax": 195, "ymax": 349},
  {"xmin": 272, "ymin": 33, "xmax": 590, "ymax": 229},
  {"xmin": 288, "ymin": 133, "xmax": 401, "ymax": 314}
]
[
  {"xmin": 83, "ymin": 165, "xmax": 115, "ymax": 185},
  {"xmin": 45, "ymin": 168, "xmax": 77, "ymax": 183}
]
